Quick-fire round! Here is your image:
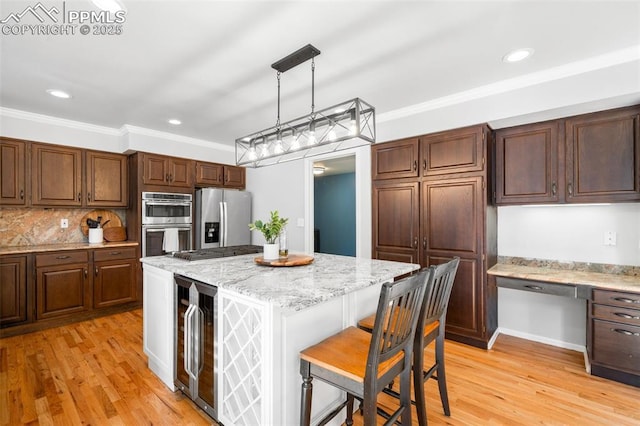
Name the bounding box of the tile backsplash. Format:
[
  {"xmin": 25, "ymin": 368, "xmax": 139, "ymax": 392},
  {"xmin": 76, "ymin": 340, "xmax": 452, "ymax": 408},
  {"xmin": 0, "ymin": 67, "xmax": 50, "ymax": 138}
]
[{"xmin": 0, "ymin": 208, "xmax": 127, "ymax": 246}]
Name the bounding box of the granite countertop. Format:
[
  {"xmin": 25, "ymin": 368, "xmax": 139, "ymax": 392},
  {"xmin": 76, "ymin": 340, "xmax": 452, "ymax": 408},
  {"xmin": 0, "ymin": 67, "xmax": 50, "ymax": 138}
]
[
  {"xmin": 0, "ymin": 241, "xmax": 139, "ymax": 256},
  {"xmin": 488, "ymin": 257, "xmax": 640, "ymax": 293},
  {"xmin": 141, "ymin": 252, "xmax": 420, "ymax": 312}
]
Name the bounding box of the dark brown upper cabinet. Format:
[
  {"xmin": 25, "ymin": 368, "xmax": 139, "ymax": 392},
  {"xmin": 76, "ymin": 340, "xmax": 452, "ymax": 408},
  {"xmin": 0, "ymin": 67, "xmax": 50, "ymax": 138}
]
[
  {"xmin": 86, "ymin": 150, "xmax": 128, "ymax": 207},
  {"xmin": 494, "ymin": 105, "xmax": 640, "ymax": 205},
  {"xmin": 0, "ymin": 138, "xmax": 27, "ymax": 206},
  {"xmin": 565, "ymin": 107, "xmax": 640, "ymax": 203},
  {"xmin": 420, "ymin": 125, "xmax": 487, "ymax": 177},
  {"xmin": 195, "ymin": 161, "xmax": 246, "ymax": 189},
  {"xmin": 142, "ymin": 153, "xmax": 193, "ymax": 189},
  {"xmin": 31, "ymin": 143, "xmax": 83, "ymax": 207},
  {"xmin": 494, "ymin": 121, "xmax": 560, "ymax": 204},
  {"xmin": 371, "ymin": 137, "xmax": 420, "ymax": 180}
]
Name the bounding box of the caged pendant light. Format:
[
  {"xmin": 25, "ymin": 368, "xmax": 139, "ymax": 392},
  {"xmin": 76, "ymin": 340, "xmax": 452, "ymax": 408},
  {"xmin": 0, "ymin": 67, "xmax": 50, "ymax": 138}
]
[{"xmin": 235, "ymin": 44, "xmax": 375, "ymax": 167}]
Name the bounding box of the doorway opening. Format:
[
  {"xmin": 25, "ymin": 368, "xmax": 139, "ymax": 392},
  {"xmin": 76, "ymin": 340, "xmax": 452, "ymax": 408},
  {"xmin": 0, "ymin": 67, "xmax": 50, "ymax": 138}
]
[{"xmin": 312, "ymin": 156, "xmax": 356, "ymax": 256}]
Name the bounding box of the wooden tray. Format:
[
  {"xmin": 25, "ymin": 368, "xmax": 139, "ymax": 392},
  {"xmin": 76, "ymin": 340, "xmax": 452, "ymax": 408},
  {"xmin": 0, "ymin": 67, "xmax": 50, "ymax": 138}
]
[
  {"xmin": 80, "ymin": 209, "xmax": 123, "ymax": 236},
  {"xmin": 254, "ymin": 254, "xmax": 314, "ymax": 267}
]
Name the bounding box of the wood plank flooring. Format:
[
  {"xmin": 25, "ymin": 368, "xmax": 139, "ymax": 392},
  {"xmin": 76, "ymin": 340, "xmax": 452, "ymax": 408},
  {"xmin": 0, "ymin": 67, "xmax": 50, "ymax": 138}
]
[{"xmin": 1, "ymin": 309, "xmax": 639, "ymax": 425}]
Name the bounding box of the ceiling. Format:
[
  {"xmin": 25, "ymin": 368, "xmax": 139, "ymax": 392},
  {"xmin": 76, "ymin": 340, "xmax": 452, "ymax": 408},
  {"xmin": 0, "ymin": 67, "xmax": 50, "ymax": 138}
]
[{"xmin": 1, "ymin": 1, "xmax": 640, "ymax": 148}]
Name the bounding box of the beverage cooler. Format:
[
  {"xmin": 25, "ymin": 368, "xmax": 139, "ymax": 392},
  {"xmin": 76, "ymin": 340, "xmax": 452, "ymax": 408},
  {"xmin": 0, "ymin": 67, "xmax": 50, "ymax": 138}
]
[{"xmin": 174, "ymin": 275, "xmax": 217, "ymax": 419}]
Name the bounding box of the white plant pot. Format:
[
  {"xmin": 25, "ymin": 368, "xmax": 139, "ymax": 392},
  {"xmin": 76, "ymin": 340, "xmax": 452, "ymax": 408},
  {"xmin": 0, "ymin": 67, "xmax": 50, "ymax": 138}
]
[{"xmin": 263, "ymin": 243, "xmax": 279, "ymax": 260}]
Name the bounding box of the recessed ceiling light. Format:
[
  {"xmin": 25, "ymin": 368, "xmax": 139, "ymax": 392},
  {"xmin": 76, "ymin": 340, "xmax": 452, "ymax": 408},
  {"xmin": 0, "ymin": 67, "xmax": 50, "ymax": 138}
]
[
  {"xmin": 313, "ymin": 166, "xmax": 325, "ymax": 175},
  {"xmin": 502, "ymin": 48, "xmax": 534, "ymax": 63},
  {"xmin": 91, "ymin": 0, "xmax": 126, "ymax": 13},
  {"xmin": 46, "ymin": 89, "xmax": 71, "ymax": 99},
  {"xmin": 168, "ymin": 119, "xmax": 182, "ymax": 125}
]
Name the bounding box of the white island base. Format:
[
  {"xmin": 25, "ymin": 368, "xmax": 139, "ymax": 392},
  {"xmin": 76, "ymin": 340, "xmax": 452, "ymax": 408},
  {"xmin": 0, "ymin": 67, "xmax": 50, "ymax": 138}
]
[{"xmin": 141, "ymin": 253, "xmax": 419, "ymax": 426}]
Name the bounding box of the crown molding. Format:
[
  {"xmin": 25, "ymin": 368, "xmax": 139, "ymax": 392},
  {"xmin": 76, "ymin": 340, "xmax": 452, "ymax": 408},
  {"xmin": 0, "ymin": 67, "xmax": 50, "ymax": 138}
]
[
  {"xmin": 377, "ymin": 45, "xmax": 640, "ymax": 124},
  {"xmin": 0, "ymin": 107, "xmax": 123, "ymax": 136}
]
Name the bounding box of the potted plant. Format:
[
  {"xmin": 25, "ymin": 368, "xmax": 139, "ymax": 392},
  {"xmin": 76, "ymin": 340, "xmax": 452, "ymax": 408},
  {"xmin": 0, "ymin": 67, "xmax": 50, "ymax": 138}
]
[{"xmin": 249, "ymin": 210, "xmax": 289, "ymax": 260}]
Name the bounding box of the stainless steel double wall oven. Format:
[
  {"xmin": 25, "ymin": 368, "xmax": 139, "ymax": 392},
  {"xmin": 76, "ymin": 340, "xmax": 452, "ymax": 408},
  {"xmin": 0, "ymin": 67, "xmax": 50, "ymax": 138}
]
[{"xmin": 141, "ymin": 191, "xmax": 192, "ymax": 257}]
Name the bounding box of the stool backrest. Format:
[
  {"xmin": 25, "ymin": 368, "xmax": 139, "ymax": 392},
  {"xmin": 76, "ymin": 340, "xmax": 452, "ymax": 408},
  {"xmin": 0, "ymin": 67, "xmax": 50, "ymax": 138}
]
[
  {"xmin": 367, "ymin": 268, "xmax": 432, "ymax": 379},
  {"xmin": 418, "ymin": 257, "xmax": 460, "ymax": 332}
]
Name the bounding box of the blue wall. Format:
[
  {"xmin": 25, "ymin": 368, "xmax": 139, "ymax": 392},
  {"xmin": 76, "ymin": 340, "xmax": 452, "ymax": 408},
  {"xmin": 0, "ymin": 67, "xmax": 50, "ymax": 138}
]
[{"xmin": 314, "ymin": 173, "xmax": 356, "ymax": 256}]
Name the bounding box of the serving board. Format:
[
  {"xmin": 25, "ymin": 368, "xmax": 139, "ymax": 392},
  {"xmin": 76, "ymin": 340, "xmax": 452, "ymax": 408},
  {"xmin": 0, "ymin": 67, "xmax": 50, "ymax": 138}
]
[
  {"xmin": 80, "ymin": 209, "xmax": 123, "ymax": 236},
  {"xmin": 254, "ymin": 254, "xmax": 314, "ymax": 267}
]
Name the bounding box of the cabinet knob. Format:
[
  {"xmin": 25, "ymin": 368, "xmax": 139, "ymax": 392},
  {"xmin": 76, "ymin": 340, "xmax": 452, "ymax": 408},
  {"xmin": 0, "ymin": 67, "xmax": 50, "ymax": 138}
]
[
  {"xmin": 166, "ymin": 173, "xmax": 170, "ymax": 182},
  {"xmin": 413, "ymin": 237, "xmax": 418, "ymax": 248},
  {"xmin": 84, "ymin": 269, "xmax": 88, "ymax": 278},
  {"xmin": 567, "ymin": 183, "xmax": 573, "ymax": 196},
  {"xmin": 88, "ymin": 192, "xmax": 91, "ymax": 202},
  {"xmin": 551, "ymin": 182, "xmax": 557, "ymax": 195},
  {"xmin": 95, "ymin": 267, "xmax": 99, "ymax": 276},
  {"xmin": 78, "ymin": 192, "xmax": 81, "ymax": 201},
  {"xmin": 423, "ymin": 159, "xmax": 426, "ymax": 170},
  {"xmin": 422, "ymin": 237, "xmax": 427, "ymax": 249},
  {"xmin": 20, "ymin": 189, "xmax": 24, "ymax": 200},
  {"xmin": 413, "ymin": 160, "xmax": 417, "ymax": 171}
]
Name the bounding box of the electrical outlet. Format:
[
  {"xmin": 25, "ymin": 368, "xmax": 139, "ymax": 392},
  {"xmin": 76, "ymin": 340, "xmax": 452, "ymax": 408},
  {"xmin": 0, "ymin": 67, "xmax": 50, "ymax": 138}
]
[
  {"xmin": 60, "ymin": 218, "xmax": 69, "ymax": 229},
  {"xmin": 603, "ymin": 231, "xmax": 616, "ymax": 246}
]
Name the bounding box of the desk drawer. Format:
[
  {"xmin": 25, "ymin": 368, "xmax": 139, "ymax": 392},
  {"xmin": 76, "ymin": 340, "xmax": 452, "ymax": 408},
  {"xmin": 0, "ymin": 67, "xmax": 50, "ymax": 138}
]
[
  {"xmin": 593, "ymin": 289, "xmax": 640, "ymax": 309},
  {"xmin": 496, "ymin": 276, "xmax": 577, "ymax": 298},
  {"xmin": 94, "ymin": 247, "xmax": 136, "ymax": 262},
  {"xmin": 593, "ymin": 304, "xmax": 640, "ymax": 327},
  {"xmin": 592, "ymin": 319, "xmax": 640, "ymax": 374}
]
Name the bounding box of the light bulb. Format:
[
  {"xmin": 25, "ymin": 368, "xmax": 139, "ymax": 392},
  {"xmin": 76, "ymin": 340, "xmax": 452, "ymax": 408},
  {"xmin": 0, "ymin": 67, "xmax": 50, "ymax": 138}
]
[
  {"xmin": 328, "ymin": 130, "xmax": 337, "ymax": 141},
  {"xmin": 247, "ymin": 142, "xmax": 258, "ymax": 161},
  {"xmin": 260, "ymin": 143, "xmax": 269, "ymax": 157},
  {"xmin": 308, "ymin": 130, "xmax": 316, "ymax": 146}
]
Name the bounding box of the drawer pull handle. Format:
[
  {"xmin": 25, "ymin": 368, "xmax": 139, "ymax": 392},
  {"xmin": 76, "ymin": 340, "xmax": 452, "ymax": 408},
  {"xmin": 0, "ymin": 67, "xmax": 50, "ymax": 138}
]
[
  {"xmin": 612, "ymin": 328, "xmax": 640, "ymax": 337},
  {"xmin": 110, "ymin": 251, "xmax": 122, "ymax": 255},
  {"xmin": 613, "ymin": 297, "xmax": 640, "ymax": 304},
  {"xmin": 56, "ymin": 255, "xmax": 71, "ymax": 259},
  {"xmin": 614, "ymin": 312, "xmax": 640, "ymax": 320},
  {"xmin": 524, "ymin": 285, "xmax": 543, "ymax": 291}
]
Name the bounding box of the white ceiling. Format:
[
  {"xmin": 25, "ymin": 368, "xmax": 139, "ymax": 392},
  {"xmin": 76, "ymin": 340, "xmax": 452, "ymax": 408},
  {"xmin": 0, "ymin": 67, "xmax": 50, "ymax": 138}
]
[{"xmin": 1, "ymin": 0, "xmax": 640, "ymax": 147}]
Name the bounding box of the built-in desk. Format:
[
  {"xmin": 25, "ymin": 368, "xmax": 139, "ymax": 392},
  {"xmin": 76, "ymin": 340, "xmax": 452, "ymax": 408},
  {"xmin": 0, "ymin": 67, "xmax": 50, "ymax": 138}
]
[{"xmin": 488, "ymin": 258, "xmax": 640, "ymax": 388}]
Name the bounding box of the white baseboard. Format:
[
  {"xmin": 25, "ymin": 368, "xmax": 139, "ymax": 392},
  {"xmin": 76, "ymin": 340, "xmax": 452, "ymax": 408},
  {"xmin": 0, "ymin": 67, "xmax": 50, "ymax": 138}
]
[{"xmin": 496, "ymin": 327, "xmax": 586, "ymax": 353}]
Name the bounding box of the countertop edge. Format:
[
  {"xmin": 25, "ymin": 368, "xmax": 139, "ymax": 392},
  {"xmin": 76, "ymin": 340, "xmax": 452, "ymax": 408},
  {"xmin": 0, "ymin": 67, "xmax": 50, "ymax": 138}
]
[{"xmin": 0, "ymin": 241, "xmax": 139, "ymax": 256}]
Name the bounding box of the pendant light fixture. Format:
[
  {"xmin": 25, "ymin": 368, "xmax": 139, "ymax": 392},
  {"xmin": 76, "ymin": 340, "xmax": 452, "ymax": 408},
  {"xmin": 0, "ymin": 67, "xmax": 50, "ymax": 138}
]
[{"xmin": 236, "ymin": 44, "xmax": 375, "ymax": 167}]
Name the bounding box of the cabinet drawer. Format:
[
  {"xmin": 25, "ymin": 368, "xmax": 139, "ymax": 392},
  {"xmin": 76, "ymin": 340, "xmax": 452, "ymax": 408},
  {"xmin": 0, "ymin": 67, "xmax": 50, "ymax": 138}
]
[
  {"xmin": 94, "ymin": 247, "xmax": 137, "ymax": 262},
  {"xmin": 495, "ymin": 276, "xmax": 577, "ymax": 298},
  {"xmin": 36, "ymin": 251, "xmax": 88, "ymax": 267},
  {"xmin": 593, "ymin": 289, "xmax": 640, "ymax": 308},
  {"xmin": 592, "ymin": 319, "xmax": 640, "ymax": 374},
  {"xmin": 593, "ymin": 303, "xmax": 640, "ymax": 327}
]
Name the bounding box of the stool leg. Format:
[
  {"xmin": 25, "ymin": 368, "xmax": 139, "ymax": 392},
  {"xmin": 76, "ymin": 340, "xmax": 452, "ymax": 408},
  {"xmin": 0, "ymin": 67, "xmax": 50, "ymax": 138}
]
[
  {"xmin": 413, "ymin": 342, "xmax": 428, "ymax": 426},
  {"xmin": 399, "ymin": 363, "xmax": 413, "ymax": 426},
  {"xmin": 435, "ymin": 333, "xmax": 450, "ymax": 416},
  {"xmin": 300, "ymin": 360, "xmax": 313, "ymax": 426},
  {"xmin": 345, "ymin": 394, "xmax": 354, "ymax": 426}
]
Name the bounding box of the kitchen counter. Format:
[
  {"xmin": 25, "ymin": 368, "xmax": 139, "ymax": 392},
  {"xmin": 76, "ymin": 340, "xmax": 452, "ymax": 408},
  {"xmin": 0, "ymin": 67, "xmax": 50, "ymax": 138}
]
[
  {"xmin": 0, "ymin": 241, "xmax": 138, "ymax": 256},
  {"xmin": 488, "ymin": 258, "xmax": 640, "ymax": 293},
  {"xmin": 141, "ymin": 252, "xmax": 419, "ymax": 312}
]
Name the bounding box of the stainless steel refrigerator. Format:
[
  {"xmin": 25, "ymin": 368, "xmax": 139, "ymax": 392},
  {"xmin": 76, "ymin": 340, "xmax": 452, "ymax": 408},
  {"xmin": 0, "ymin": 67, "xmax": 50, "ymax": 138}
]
[{"xmin": 195, "ymin": 188, "xmax": 252, "ymax": 249}]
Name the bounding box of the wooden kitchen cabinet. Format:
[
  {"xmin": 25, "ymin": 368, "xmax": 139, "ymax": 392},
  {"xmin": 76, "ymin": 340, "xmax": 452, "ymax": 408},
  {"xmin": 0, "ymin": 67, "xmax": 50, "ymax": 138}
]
[
  {"xmin": 371, "ymin": 125, "xmax": 497, "ymax": 348},
  {"xmin": 494, "ymin": 121, "xmax": 560, "ymax": 204},
  {"xmin": 31, "ymin": 143, "xmax": 83, "ymax": 206},
  {"xmin": 565, "ymin": 107, "xmax": 640, "ymax": 203},
  {"xmin": 372, "ymin": 180, "xmax": 420, "ymax": 264},
  {"xmin": 35, "ymin": 251, "xmax": 91, "ymax": 320},
  {"xmin": 0, "ymin": 138, "xmax": 27, "ymax": 206},
  {"xmin": 93, "ymin": 247, "xmax": 137, "ymax": 309},
  {"xmin": 142, "ymin": 153, "xmax": 193, "ymax": 188},
  {"xmin": 0, "ymin": 255, "xmax": 30, "ymax": 327},
  {"xmin": 86, "ymin": 150, "xmax": 128, "ymax": 207},
  {"xmin": 495, "ymin": 105, "xmax": 640, "ymax": 205},
  {"xmin": 195, "ymin": 161, "xmax": 246, "ymax": 189},
  {"xmin": 589, "ymin": 289, "xmax": 640, "ymax": 387}
]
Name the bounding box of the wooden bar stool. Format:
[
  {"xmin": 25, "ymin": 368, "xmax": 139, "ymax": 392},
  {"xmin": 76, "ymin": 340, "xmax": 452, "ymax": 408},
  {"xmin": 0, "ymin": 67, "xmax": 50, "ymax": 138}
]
[
  {"xmin": 299, "ymin": 269, "xmax": 432, "ymax": 426},
  {"xmin": 358, "ymin": 257, "xmax": 460, "ymax": 426}
]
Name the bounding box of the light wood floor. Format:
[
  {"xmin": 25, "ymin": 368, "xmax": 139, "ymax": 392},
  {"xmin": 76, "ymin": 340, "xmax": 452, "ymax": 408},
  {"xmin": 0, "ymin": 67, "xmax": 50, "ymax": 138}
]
[{"xmin": 1, "ymin": 310, "xmax": 639, "ymax": 425}]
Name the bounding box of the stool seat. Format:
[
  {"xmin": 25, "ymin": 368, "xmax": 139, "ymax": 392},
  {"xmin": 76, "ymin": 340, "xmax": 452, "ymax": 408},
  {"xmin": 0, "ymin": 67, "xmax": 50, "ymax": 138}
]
[{"xmin": 300, "ymin": 326, "xmax": 404, "ymax": 383}]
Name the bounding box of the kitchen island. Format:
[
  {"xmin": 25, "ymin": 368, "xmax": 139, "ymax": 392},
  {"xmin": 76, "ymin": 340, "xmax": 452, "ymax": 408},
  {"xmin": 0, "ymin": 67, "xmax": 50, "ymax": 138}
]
[{"xmin": 140, "ymin": 252, "xmax": 419, "ymax": 426}]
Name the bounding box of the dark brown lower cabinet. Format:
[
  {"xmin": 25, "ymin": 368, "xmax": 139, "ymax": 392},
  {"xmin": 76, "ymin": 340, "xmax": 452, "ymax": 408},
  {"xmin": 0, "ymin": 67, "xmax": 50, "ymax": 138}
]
[
  {"xmin": 589, "ymin": 289, "xmax": 640, "ymax": 387},
  {"xmin": 0, "ymin": 255, "xmax": 29, "ymax": 326},
  {"xmin": 93, "ymin": 248, "xmax": 137, "ymax": 309},
  {"xmin": 36, "ymin": 252, "xmax": 91, "ymax": 320}
]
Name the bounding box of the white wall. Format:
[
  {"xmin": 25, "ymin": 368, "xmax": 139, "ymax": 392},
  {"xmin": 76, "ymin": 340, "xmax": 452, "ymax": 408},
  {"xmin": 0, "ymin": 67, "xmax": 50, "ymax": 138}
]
[{"xmin": 496, "ymin": 203, "xmax": 640, "ymax": 350}]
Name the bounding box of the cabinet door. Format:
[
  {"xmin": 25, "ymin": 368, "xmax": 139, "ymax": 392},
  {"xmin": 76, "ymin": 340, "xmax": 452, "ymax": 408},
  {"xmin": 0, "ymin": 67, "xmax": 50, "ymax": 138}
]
[
  {"xmin": 169, "ymin": 158, "xmax": 193, "ymax": 188},
  {"xmin": 37, "ymin": 263, "xmax": 90, "ymax": 320},
  {"xmin": 565, "ymin": 108, "xmax": 640, "ymax": 202},
  {"xmin": 143, "ymin": 154, "xmax": 169, "ymax": 185},
  {"xmin": 86, "ymin": 151, "xmax": 128, "ymax": 207},
  {"xmin": 372, "ymin": 181, "xmax": 419, "ymax": 261},
  {"xmin": 32, "ymin": 143, "xmax": 82, "ymax": 206},
  {"xmin": 421, "ymin": 126, "xmax": 486, "ymax": 176},
  {"xmin": 0, "ymin": 139, "xmax": 26, "ymax": 206},
  {"xmin": 371, "ymin": 137, "xmax": 419, "ymax": 180},
  {"xmin": 0, "ymin": 255, "xmax": 28, "ymax": 326},
  {"xmin": 94, "ymin": 259, "xmax": 136, "ymax": 308},
  {"xmin": 495, "ymin": 122, "xmax": 560, "ymax": 204},
  {"xmin": 224, "ymin": 165, "xmax": 246, "ymax": 188},
  {"xmin": 195, "ymin": 161, "xmax": 224, "ymax": 186}
]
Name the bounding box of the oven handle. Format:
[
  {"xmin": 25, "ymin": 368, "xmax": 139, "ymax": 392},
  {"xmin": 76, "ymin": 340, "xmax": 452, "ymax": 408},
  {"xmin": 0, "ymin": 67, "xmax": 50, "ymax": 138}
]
[{"xmin": 144, "ymin": 201, "xmax": 192, "ymax": 206}]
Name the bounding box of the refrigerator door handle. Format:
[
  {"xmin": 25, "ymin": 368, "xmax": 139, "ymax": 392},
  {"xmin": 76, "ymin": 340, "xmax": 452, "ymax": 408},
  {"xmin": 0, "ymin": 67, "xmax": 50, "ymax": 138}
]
[
  {"xmin": 219, "ymin": 201, "xmax": 225, "ymax": 247},
  {"xmin": 222, "ymin": 201, "xmax": 229, "ymax": 247}
]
